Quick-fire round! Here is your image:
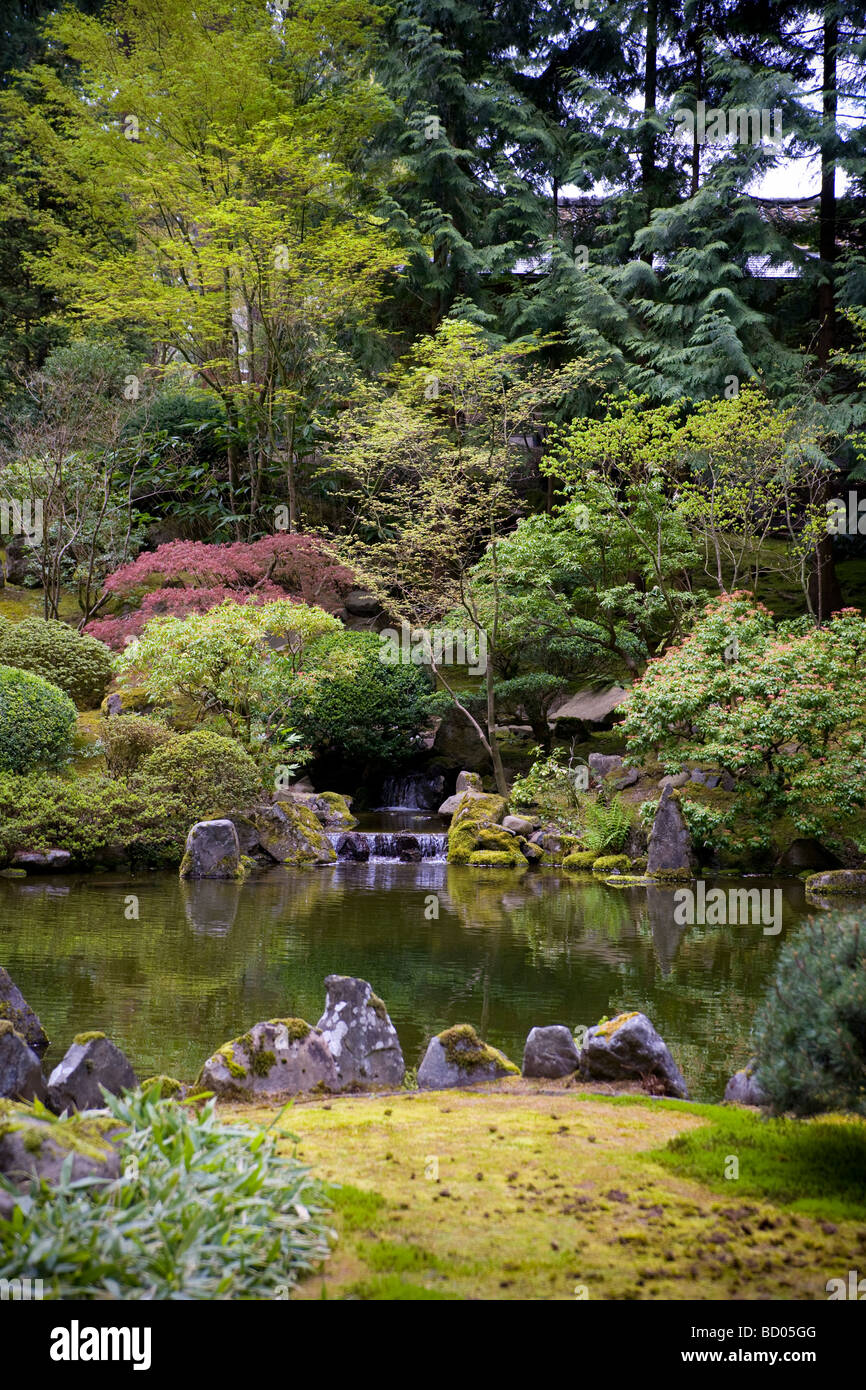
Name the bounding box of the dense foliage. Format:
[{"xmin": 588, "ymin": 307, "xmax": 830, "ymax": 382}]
[
  {"xmin": 0, "ymin": 772, "xmax": 185, "ymax": 865},
  {"xmin": 134, "ymin": 731, "xmax": 263, "ymax": 818},
  {"xmin": 0, "ymin": 616, "xmax": 113, "ymax": 708},
  {"xmin": 0, "ymin": 664, "xmax": 77, "ymax": 774},
  {"xmin": 754, "ymin": 911, "xmax": 866, "ymax": 1117},
  {"xmin": 0, "ymin": 1086, "xmax": 332, "ymax": 1299}
]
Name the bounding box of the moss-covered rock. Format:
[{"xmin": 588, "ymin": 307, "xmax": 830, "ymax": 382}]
[
  {"xmin": 447, "ymin": 791, "xmax": 507, "ymax": 864},
  {"xmin": 0, "ymin": 1100, "xmax": 121, "ymax": 1189},
  {"xmin": 469, "ymin": 850, "xmax": 526, "ymax": 868},
  {"xmin": 563, "ymin": 850, "xmax": 598, "ymax": 871},
  {"xmin": 197, "ymin": 1018, "xmax": 338, "ymax": 1100},
  {"xmin": 592, "ymin": 853, "xmax": 631, "ymax": 874},
  {"xmin": 315, "ymin": 791, "xmax": 358, "ymax": 829},
  {"xmin": 804, "ymin": 869, "xmax": 866, "ymax": 895},
  {"xmin": 139, "ymin": 1075, "xmax": 183, "ymax": 1098},
  {"xmin": 417, "ymin": 1024, "xmax": 519, "ymax": 1089},
  {"xmin": 250, "ymin": 800, "xmax": 336, "ymax": 865}
]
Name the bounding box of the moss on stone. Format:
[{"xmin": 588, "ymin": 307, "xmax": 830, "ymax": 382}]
[
  {"xmin": 73, "ymin": 1030, "xmax": 106, "ymax": 1046},
  {"xmin": 595, "ymin": 1011, "xmax": 640, "ymax": 1038},
  {"xmin": 368, "ymin": 995, "xmax": 388, "ymax": 1023},
  {"xmin": 140, "ymin": 1075, "xmax": 183, "ymax": 1097},
  {"xmin": 268, "ymin": 1017, "xmax": 312, "ymax": 1043},
  {"xmin": 563, "ymin": 850, "xmax": 598, "ymax": 871},
  {"xmin": 447, "ymin": 792, "xmax": 508, "ymax": 864},
  {"xmin": 592, "ymin": 854, "xmax": 631, "ymax": 874},
  {"xmin": 0, "ymin": 1019, "xmax": 15, "ymax": 1038},
  {"xmin": 468, "ymin": 850, "xmax": 523, "ymax": 867},
  {"xmin": 216, "ymin": 1042, "xmax": 247, "ymax": 1080},
  {"xmin": 437, "ymin": 1024, "xmax": 519, "ymax": 1075},
  {"xmin": 249, "ymin": 1048, "xmax": 276, "ymax": 1077}
]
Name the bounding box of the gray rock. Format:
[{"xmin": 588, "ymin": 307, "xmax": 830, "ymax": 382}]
[
  {"xmin": 417, "ymin": 1024, "xmax": 518, "ymax": 1089},
  {"xmin": 198, "ymin": 1019, "xmax": 338, "ymax": 1099},
  {"xmin": 432, "ymin": 705, "xmax": 490, "ymax": 771},
  {"xmin": 805, "ymin": 869, "xmax": 866, "ymax": 896},
  {"xmin": 343, "ymin": 589, "xmax": 381, "ymax": 617},
  {"xmin": 647, "ymin": 785, "xmax": 694, "ymax": 878},
  {"xmin": 580, "ymin": 1012, "xmax": 689, "ymax": 1098},
  {"xmin": 315, "ymin": 976, "xmax": 404, "ymax": 1090},
  {"xmin": 0, "ymin": 1022, "xmax": 46, "ymax": 1101},
  {"xmin": 550, "ymin": 686, "xmax": 629, "ymax": 727},
  {"xmin": 46, "ymin": 1035, "xmax": 136, "ymax": 1113},
  {"xmin": 10, "ymin": 849, "xmax": 73, "ymax": 872},
  {"xmin": 0, "ymin": 1108, "xmax": 120, "ymax": 1189},
  {"xmin": 588, "ymin": 753, "xmax": 623, "ymax": 779},
  {"xmin": 395, "ymin": 833, "xmax": 422, "ymax": 863},
  {"xmin": 611, "ymin": 767, "xmax": 640, "ymax": 789},
  {"xmin": 180, "ymin": 819, "xmax": 241, "ymax": 880},
  {"xmin": 0, "ymin": 967, "xmax": 48, "ymax": 1056},
  {"xmin": 335, "ymin": 832, "xmax": 370, "ymax": 861},
  {"xmin": 438, "ymin": 788, "xmax": 487, "ymax": 818},
  {"xmin": 519, "ymin": 839, "xmax": 544, "ymax": 863},
  {"xmin": 724, "ymin": 1062, "xmax": 767, "ymax": 1107},
  {"xmin": 776, "ymin": 838, "xmax": 839, "ymax": 872},
  {"xmin": 456, "ymin": 770, "xmax": 483, "ymax": 793},
  {"xmin": 532, "ymin": 827, "xmax": 563, "ymax": 855},
  {"xmin": 658, "ymin": 772, "xmax": 690, "ymax": 789},
  {"xmin": 503, "ymin": 814, "xmax": 537, "ymax": 836},
  {"xmin": 522, "ymin": 1025, "xmax": 580, "ymax": 1079},
  {"xmin": 227, "ymin": 814, "xmax": 263, "ymax": 856}
]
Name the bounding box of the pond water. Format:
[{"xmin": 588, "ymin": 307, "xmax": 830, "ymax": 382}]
[{"xmin": 0, "ymin": 840, "xmax": 828, "ymax": 1100}]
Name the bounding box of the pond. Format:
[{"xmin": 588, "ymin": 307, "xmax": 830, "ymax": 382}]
[{"xmin": 0, "ymin": 832, "xmax": 829, "ymax": 1100}]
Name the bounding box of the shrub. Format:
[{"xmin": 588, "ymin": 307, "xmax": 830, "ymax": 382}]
[
  {"xmin": 0, "ymin": 665, "xmax": 77, "ymax": 773},
  {"xmin": 135, "ymin": 730, "xmax": 262, "ymax": 817},
  {"xmin": 0, "ymin": 617, "xmax": 113, "ymax": 708},
  {"xmin": 102, "ymin": 715, "xmax": 173, "ymax": 778},
  {"xmin": 753, "ymin": 909, "xmax": 866, "ymax": 1116},
  {"xmin": 289, "ymin": 630, "xmax": 442, "ymax": 769},
  {"xmin": 0, "ymin": 773, "xmax": 187, "ymax": 865},
  {"xmin": 0, "ymin": 1086, "xmax": 332, "ymax": 1299}
]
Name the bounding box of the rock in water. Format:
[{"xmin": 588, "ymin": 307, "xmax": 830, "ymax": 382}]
[
  {"xmin": 0, "ymin": 1106, "xmax": 120, "ymax": 1189},
  {"xmin": 647, "ymin": 785, "xmax": 694, "ymax": 878},
  {"xmin": 580, "ymin": 1012, "xmax": 689, "ymax": 1098},
  {"xmin": 180, "ymin": 819, "xmax": 243, "ymax": 880},
  {"xmin": 334, "ymin": 832, "xmax": 370, "ymax": 861},
  {"xmin": 724, "ymin": 1061, "xmax": 767, "ymax": 1107},
  {"xmin": 46, "ymin": 1033, "xmax": 136, "ymax": 1113},
  {"xmin": 315, "ymin": 976, "xmax": 404, "ymax": 1090},
  {"xmin": 417, "ymin": 1024, "xmax": 518, "ymax": 1089},
  {"xmin": 0, "ymin": 1022, "xmax": 46, "ymax": 1101},
  {"xmin": 198, "ymin": 1019, "xmax": 338, "ymax": 1099},
  {"xmin": 248, "ymin": 802, "xmax": 336, "ymax": 864},
  {"xmin": 522, "ymin": 1025, "xmax": 580, "ymax": 1079},
  {"xmin": 0, "ymin": 967, "xmax": 49, "ymax": 1055}
]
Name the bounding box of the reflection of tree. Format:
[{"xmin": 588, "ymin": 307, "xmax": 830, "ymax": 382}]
[{"xmin": 1, "ymin": 868, "xmax": 805, "ymax": 1101}]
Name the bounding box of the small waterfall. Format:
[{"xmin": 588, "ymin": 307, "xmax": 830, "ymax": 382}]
[
  {"xmin": 328, "ymin": 830, "xmax": 447, "ymax": 862},
  {"xmin": 379, "ymin": 772, "xmax": 446, "ymax": 810}
]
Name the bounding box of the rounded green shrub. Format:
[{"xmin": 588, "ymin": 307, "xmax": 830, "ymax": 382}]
[
  {"xmin": 135, "ymin": 730, "xmax": 262, "ymax": 818},
  {"xmin": 102, "ymin": 714, "xmax": 172, "ymax": 778},
  {"xmin": 753, "ymin": 909, "xmax": 866, "ymax": 1117},
  {"xmin": 0, "ymin": 664, "xmax": 77, "ymax": 773},
  {"xmin": 0, "ymin": 617, "xmax": 113, "ymax": 709}
]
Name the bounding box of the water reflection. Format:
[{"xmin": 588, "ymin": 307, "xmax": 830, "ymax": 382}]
[{"xmin": 0, "ymin": 865, "xmax": 843, "ymax": 1101}]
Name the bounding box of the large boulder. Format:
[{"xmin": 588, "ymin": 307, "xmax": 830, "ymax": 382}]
[
  {"xmin": 417, "ymin": 1024, "xmax": 518, "ymax": 1089},
  {"xmin": 588, "ymin": 753, "xmax": 623, "ymax": 780},
  {"xmin": 447, "ymin": 792, "xmax": 509, "ymax": 864},
  {"xmin": 179, "ymin": 819, "xmax": 243, "ymax": 880},
  {"xmin": 0, "ymin": 1022, "xmax": 46, "ymax": 1101},
  {"xmin": 10, "ymin": 849, "xmax": 73, "ymax": 872},
  {"xmin": 804, "ymin": 869, "xmax": 866, "ymax": 895},
  {"xmin": 724, "ymin": 1061, "xmax": 767, "ymax": 1107},
  {"xmin": 522, "ymin": 1025, "xmax": 580, "ymax": 1079},
  {"xmin": 456, "ymin": 770, "xmax": 483, "ymax": 793},
  {"xmin": 198, "ymin": 1019, "xmax": 338, "ymax": 1100},
  {"xmin": 0, "ymin": 1102, "xmax": 120, "ymax": 1189},
  {"xmin": 579, "ymin": 1012, "xmax": 689, "ymax": 1098},
  {"xmin": 46, "ymin": 1033, "xmax": 136, "ymax": 1113},
  {"xmin": 647, "ymin": 785, "xmax": 694, "ymax": 878},
  {"xmin": 315, "ymin": 976, "xmax": 404, "ymax": 1090},
  {"xmin": 248, "ymin": 801, "xmax": 336, "ymax": 864},
  {"xmin": 550, "ymin": 686, "xmax": 629, "ymax": 730},
  {"xmin": 274, "ymin": 789, "xmax": 356, "ymax": 829},
  {"xmin": 776, "ymin": 838, "xmax": 839, "ymax": 872},
  {"xmin": 0, "ymin": 967, "xmax": 49, "ymax": 1056},
  {"xmin": 438, "ymin": 788, "xmax": 487, "ymax": 819},
  {"xmin": 432, "ymin": 705, "xmax": 490, "ymax": 771}
]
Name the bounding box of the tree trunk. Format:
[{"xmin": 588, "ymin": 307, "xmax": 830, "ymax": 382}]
[
  {"xmin": 641, "ymin": 0, "xmax": 658, "ymax": 205},
  {"xmin": 817, "ymin": 8, "xmax": 838, "ymax": 366},
  {"xmin": 486, "ymin": 661, "xmax": 508, "ymax": 798}
]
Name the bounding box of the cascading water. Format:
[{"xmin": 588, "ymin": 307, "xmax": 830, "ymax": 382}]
[
  {"xmin": 378, "ymin": 771, "xmax": 446, "ymax": 810},
  {"xmin": 328, "ymin": 829, "xmax": 447, "ymax": 862}
]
